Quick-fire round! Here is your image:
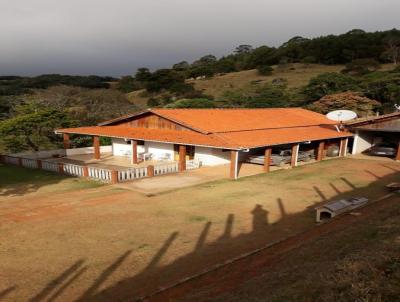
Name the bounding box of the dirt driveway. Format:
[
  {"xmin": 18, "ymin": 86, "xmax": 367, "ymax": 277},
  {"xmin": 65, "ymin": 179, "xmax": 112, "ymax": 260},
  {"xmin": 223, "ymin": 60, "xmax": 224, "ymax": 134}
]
[{"xmin": 0, "ymin": 158, "xmax": 399, "ymax": 301}]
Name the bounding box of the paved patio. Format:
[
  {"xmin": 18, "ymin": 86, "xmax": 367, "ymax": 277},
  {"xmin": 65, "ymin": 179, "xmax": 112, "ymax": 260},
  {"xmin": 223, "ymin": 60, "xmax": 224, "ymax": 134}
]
[{"xmin": 45, "ymin": 153, "xmax": 170, "ymax": 170}]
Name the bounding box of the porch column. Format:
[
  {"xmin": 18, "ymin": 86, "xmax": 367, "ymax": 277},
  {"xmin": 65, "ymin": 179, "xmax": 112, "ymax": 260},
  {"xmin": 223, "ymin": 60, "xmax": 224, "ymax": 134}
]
[
  {"xmin": 230, "ymin": 150, "xmax": 239, "ymax": 179},
  {"xmin": 178, "ymin": 145, "xmax": 186, "ymax": 172},
  {"xmin": 93, "ymin": 136, "xmax": 100, "ymax": 160},
  {"xmin": 396, "ymin": 141, "xmax": 400, "ymax": 161},
  {"xmin": 317, "ymin": 141, "xmax": 325, "ymax": 161},
  {"xmin": 351, "ymin": 131, "xmax": 359, "ymax": 155},
  {"xmin": 63, "ymin": 133, "xmax": 70, "ymax": 149},
  {"xmin": 291, "ymin": 144, "xmax": 299, "ymax": 167},
  {"xmin": 264, "ymin": 147, "xmax": 272, "ymax": 172},
  {"xmin": 339, "ymin": 138, "xmax": 348, "ymax": 157},
  {"xmin": 131, "ymin": 140, "xmax": 138, "ymax": 164}
]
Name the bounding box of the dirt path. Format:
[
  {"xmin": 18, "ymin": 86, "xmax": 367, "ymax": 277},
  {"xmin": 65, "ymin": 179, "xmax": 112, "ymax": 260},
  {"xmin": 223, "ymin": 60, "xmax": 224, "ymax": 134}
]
[{"xmin": 145, "ymin": 194, "xmax": 400, "ymax": 302}]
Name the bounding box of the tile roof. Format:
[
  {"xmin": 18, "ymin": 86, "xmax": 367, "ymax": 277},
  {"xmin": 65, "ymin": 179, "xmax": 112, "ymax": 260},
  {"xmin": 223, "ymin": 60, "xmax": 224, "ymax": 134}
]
[
  {"xmin": 345, "ymin": 111, "xmax": 400, "ymax": 126},
  {"xmin": 56, "ymin": 126, "xmax": 235, "ymax": 148},
  {"xmin": 152, "ymin": 108, "xmax": 337, "ymax": 133},
  {"xmin": 56, "ymin": 124, "xmax": 352, "ymax": 150},
  {"xmin": 99, "ymin": 108, "xmax": 337, "ymax": 133}
]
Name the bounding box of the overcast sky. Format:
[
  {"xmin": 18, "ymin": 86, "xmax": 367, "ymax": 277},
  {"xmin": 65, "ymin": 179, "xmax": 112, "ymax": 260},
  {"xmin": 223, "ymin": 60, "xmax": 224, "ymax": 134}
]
[{"xmin": 1, "ymin": 0, "xmax": 399, "ymax": 77}]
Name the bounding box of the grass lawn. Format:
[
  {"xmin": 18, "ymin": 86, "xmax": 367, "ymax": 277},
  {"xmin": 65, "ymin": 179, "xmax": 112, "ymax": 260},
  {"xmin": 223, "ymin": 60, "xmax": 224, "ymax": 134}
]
[
  {"xmin": 0, "ymin": 163, "xmax": 103, "ymax": 197},
  {"xmin": 0, "ymin": 158, "xmax": 399, "ymax": 301}
]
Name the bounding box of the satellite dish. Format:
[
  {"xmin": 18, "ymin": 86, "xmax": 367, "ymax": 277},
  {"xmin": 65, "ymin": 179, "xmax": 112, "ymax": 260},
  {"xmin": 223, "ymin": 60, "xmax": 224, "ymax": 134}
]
[{"xmin": 326, "ymin": 110, "xmax": 357, "ymax": 122}]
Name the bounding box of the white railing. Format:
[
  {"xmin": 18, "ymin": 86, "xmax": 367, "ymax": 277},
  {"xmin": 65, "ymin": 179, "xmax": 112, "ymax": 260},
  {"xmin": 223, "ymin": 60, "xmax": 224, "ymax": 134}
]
[
  {"xmin": 21, "ymin": 158, "xmax": 38, "ymax": 169},
  {"xmin": 186, "ymin": 159, "xmax": 201, "ymax": 170},
  {"xmin": 154, "ymin": 162, "xmax": 179, "ymax": 176},
  {"xmin": 41, "ymin": 161, "xmax": 59, "ymax": 172},
  {"xmin": 63, "ymin": 164, "xmax": 84, "ymax": 177},
  {"xmin": 88, "ymin": 167, "xmax": 111, "ymax": 182},
  {"xmin": 118, "ymin": 167, "xmax": 147, "ymax": 182},
  {"xmin": 3, "ymin": 156, "xmax": 19, "ymax": 165}
]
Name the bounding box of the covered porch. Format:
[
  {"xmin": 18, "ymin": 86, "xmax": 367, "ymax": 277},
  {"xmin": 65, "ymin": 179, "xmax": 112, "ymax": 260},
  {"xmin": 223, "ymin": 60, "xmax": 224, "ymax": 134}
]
[{"xmin": 61, "ymin": 133, "xmax": 192, "ymax": 173}]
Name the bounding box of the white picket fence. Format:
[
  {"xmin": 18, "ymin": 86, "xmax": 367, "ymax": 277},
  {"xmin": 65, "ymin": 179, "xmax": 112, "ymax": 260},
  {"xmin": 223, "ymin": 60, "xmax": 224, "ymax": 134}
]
[
  {"xmin": 21, "ymin": 158, "xmax": 38, "ymax": 169},
  {"xmin": 88, "ymin": 167, "xmax": 112, "ymax": 182},
  {"xmin": 63, "ymin": 164, "xmax": 84, "ymax": 177},
  {"xmin": 186, "ymin": 159, "xmax": 201, "ymax": 170},
  {"xmin": 41, "ymin": 161, "xmax": 60, "ymax": 172},
  {"xmin": 154, "ymin": 162, "xmax": 179, "ymax": 176},
  {"xmin": 2, "ymin": 155, "xmax": 202, "ymax": 184},
  {"xmin": 3, "ymin": 156, "xmax": 19, "ymax": 165},
  {"xmin": 118, "ymin": 167, "xmax": 148, "ymax": 182}
]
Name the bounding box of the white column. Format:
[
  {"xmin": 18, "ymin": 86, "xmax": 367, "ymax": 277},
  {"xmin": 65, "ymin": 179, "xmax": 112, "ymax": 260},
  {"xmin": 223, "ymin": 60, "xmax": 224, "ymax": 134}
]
[
  {"xmin": 343, "ymin": 138, "xmax": 348, "ymax": 156},
  {"xmin": 351, "ymin": 131, "xmax": 359, "ymax": 155}
]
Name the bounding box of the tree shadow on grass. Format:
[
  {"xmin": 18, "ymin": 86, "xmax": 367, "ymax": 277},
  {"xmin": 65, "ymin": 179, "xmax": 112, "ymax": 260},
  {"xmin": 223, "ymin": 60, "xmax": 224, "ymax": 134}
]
[
  {"xmin": 0, "ymin": 286, "xmax": 16, "ymax": 300},
  {"xmin": 0, "ymin": 163, "xmax": 73, "ymax": 197},
  {"xmin": 26, "ymin": 169, "xmax": 400, "ymax": 302}
]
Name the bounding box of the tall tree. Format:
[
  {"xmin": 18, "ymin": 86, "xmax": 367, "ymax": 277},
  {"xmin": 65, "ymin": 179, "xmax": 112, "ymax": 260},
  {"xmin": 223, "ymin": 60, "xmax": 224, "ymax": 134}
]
[{"xmin": 0, "ymin": 103, "xmax": 77, "ymax": 153}]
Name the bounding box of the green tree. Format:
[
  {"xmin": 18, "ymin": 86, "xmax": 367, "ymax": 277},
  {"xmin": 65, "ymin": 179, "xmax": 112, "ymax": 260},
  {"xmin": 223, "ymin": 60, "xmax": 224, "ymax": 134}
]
[
  {"xmin": 118, "ymin": 76, "xmax": 142, "ymax": 93},
  {"xmin": 257, "ymin": 65, "xmax": 273, "ymax": 76},
  {"xmin": 234, "ymin": 45, "xmax": 253, "ymax": 54},
  {"xmin": 135, "ymin": 68, "xmax": 152, "ymax": 82},
  {"xmin": 165, "ymin": 98, "xmax": 216, "ymax": 108},
  {"xmin": 342, "ymin": 58, "xmax": 381, "ymax": 75},
  {"xmin": 303, "ymin": 72, "xmax": 360, "ymax": 101},
  {"xmin": 172, "ymin": 61, "xmax": 190, "ymax": 70},
  {"xmin": 0, "ymin": 103, "xmax": 77, "ymax": 153}
]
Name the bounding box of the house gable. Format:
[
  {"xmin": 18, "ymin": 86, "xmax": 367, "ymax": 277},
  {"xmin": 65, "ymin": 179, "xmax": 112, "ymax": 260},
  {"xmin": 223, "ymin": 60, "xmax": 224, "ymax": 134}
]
[{"xmin": 105, "ymin": 111, "xmax": 195, "ymax": 132}]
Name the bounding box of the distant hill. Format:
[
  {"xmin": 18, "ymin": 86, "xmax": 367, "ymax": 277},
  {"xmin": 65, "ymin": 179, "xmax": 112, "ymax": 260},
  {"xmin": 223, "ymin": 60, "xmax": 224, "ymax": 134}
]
[{"xmin": 126, "ymin": 63, "xmax": 394, "ymax": 109}]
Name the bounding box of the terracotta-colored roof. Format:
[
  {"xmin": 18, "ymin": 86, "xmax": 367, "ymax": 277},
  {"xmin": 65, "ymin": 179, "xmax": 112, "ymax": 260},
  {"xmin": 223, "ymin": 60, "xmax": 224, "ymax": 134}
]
[
  {"xmin": 56, "ymin": 126, "xmax": 235, "ymax": 148},
  {"xmin": 345, "ymin": 111, "xmax": 400, "ymax": 126},
  {"xmin": 56, "ymin": 125, "xmax": 352, "ymax": 149},
  {"xmin": 153, "ymin": 108, "xmax": 336, "ymax": 133},
  {"xmin": 100, "ymin": 108, "xmax": 337, "ymax": 133},
  {"xmin": 218, "ymin": 126, "xmax": 352, "ymax": 148}
]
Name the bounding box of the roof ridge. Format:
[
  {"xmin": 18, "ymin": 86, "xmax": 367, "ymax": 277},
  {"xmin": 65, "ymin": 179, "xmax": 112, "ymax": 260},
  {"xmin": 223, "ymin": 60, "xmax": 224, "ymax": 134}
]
[{"xmin": 153, "ymin": 107, "xmax": 304, "ymax": 110}]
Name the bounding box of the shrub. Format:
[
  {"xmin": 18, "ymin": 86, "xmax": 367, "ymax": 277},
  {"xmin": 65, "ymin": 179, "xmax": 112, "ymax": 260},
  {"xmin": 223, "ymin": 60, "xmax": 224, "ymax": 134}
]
[
  {"xmin": 342, "ymin": 58, "xmax": 381, "ymax": 75},
  {"xmin": 257, "ymin": 65, "xmax": 273, "ymax": 76},
  {"xmin": 303, "ymin": 72, "xmax": 360, "ymax": 101}
]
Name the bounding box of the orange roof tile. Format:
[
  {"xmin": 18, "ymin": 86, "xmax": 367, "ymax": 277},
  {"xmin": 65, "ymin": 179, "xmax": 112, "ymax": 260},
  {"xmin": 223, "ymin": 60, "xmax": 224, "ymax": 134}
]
[
  {"xmin": 152, "ymin": 108, "xmax": 337, "ymax": 133},
  {"xmin": 56, "ymin": 125, "xmax": 352, "ymax": 149},
  {"xmin": 100, "ymin": 108, "xmax": 337, "ymax": 134},
  {"xmin": 56, "ymin": 126, "xmax": 235, "ymax": 148},
  {"xmin": 218, "ymin": 126, "xmax": 352, "ymax": 148}
]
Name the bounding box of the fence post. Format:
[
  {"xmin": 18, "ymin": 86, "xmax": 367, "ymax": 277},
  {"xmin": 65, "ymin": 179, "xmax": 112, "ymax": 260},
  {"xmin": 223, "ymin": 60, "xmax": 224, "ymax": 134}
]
[
  {"xmin": 111, "ymin": 170, "xmax": 118, "ymax": 184},
  {"xmin": 147, "ymin": 165, "xmax": 154, "ymax": 177},
  {"xmin": 58, "ymin": 162, "xmax": 64, "ymax": 174},
  {"xmin": 37, "ymin": 159, "xmax": 42, "ymax": 169},
  {"xmin": 17, "ymin": 157, "xmax": 23, "ymax": 167},
  {"xmin": 83, "ymin": 166, "xmax": 89, "ymax": 177}
]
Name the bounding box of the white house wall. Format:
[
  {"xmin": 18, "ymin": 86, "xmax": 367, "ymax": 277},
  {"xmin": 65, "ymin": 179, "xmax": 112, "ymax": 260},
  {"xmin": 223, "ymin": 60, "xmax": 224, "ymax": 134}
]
[
  {"xmin": 112, "ymin": 139, "xmax": 232, "ymax": 165},
  {"xmin": 353, "ymin": 131, "xmax": 374, "ymax": 154},
  {"xmin": 145, "ymin": 141, "xmax": 174, "ymax": 161},
  {"xmin": 194, "ymin": 146, "xmax": 230, "ymax": 166},
  {"xmin": 112, "ymin": 138, "xmax": 144, "ymax": 157}
]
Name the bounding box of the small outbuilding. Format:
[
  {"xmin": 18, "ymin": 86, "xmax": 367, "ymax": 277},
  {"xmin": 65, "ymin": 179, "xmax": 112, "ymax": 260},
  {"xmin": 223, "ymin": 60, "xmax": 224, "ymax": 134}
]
[{"xmin": 346, "ymin": 111, "xmax": 400, "ymax": 160}]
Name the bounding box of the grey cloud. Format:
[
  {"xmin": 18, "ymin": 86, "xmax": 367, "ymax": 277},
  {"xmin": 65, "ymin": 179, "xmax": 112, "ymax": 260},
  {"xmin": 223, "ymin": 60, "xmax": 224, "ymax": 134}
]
[{"xmin": 0, "ymin": 0, "xmax": 399, "ymax": 76}]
